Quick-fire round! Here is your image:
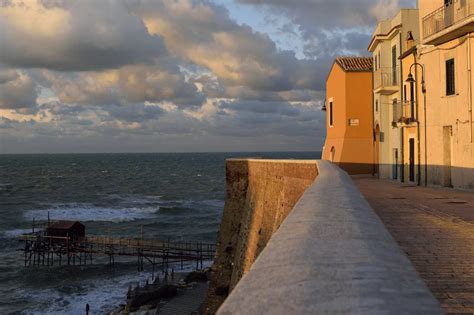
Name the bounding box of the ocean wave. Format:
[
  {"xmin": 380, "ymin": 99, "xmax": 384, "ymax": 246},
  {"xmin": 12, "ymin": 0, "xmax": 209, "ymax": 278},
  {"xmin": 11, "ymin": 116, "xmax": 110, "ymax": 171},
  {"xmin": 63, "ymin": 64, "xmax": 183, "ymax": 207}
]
[
  {"xmin": 23, "ymin": 203, "xmax": 160, "ymax": 223},
  {"xmin": 19, "ymin": 196, "xmax": 223, "ymax": 224},
  {"xmin": 159, "ymin": 199, "xmax": 224, "ymax": 210},
  {"xmin": 2, "ymin": 229, "xmax": 35, "ymax": 238}
]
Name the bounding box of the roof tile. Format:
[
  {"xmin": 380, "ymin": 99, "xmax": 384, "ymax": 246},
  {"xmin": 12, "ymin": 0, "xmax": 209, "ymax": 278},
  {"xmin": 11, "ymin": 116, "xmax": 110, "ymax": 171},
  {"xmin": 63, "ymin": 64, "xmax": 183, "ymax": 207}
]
[{"xmin": 335, "ymin": 56, "xmax": 373, "ymax": 72}]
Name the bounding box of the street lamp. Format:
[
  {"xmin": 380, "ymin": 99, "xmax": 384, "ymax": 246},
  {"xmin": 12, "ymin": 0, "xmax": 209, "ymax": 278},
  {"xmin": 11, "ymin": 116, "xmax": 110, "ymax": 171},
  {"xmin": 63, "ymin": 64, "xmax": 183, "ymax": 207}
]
[
  {"xmin": 405, "ymin": 62, "xmax": 428, "ymax": 187},
  {"xmin": 405, "ymin": 63, "xmax": 426, "ymax": 93}
]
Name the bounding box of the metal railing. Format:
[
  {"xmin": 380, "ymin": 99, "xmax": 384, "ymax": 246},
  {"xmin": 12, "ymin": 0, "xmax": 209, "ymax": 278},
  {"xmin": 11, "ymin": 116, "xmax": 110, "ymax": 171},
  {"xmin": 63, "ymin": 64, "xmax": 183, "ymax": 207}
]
[
  {"xmin": 423, "ymin": 0, "xmax": 474, "ymax": 39},
  {"xmin": 374, "ymin": 67, "xmax": 400, "ymax": 90},
  {"xmin": 392, "ymin": 101, "xmax": 416, "ymax": 125}
]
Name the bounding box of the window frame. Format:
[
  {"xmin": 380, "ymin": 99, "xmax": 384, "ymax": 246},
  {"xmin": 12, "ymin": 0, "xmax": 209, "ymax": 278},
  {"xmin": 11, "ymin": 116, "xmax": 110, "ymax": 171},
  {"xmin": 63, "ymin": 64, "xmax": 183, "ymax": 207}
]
[
  {"xmin": 446, "ymin": 58, "xmax": 456, "ymax": 96},
  {"xmin": 329, "ymin": 101, "xmax": 334, "ymax": 127}
]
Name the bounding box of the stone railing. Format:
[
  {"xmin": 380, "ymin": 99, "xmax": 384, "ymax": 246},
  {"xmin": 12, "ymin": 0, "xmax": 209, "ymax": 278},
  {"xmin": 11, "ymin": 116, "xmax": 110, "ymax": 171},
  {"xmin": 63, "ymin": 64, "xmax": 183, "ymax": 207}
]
[{"xmin": 216, "ymin": 160, "xmax": 442, "ymax": 314}]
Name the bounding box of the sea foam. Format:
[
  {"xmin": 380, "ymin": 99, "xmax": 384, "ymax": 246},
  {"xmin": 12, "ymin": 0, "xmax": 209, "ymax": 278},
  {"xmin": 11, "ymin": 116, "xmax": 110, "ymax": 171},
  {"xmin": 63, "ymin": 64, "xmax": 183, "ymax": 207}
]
[{"xmin": 23, "ymin": 203, "xmax": 160, "ymax": 223}]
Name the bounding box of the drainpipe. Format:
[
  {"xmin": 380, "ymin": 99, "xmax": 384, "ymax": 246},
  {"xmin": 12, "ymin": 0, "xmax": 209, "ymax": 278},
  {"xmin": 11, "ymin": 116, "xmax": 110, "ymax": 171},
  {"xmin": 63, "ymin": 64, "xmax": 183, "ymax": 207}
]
[
  {"xmin": 468, "ymin": 34, "xmax": 473, "ymax": 143},
  {"xmin": 372, "ymin": 69, "xmax": 376, "ymax": 176},
  {"xmin": 399, "ymin": 32, "xmax": 405, "ymax": 183},
  {"xmin": 414, "ymin": 53, "xmax": 421, "ymax": 186},
  {"xmin": 423, "ymin": 66, "xmax": 428, "ymax": 187}
]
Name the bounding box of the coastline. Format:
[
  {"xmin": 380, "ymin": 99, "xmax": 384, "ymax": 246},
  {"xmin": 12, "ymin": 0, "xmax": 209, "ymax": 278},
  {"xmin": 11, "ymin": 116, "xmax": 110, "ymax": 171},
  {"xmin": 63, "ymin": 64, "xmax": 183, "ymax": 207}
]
[{"xmin": 110, "ymin": 270, "xmax": 210, "ymax": 315}]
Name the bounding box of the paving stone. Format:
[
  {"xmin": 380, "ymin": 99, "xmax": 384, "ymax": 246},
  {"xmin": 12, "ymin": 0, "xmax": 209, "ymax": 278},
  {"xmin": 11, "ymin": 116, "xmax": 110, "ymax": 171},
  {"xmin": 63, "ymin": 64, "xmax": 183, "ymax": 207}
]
[{"xmin": 355, "ymin": 176, "xmax": 474, "ymax": 314}]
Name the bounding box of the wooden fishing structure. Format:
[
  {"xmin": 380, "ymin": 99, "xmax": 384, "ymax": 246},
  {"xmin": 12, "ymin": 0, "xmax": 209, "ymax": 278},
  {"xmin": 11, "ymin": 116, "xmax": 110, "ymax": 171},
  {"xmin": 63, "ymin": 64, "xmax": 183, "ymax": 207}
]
[{"xmin": 18, "ymin": 218, "xmax": 216, "ymax": 278}]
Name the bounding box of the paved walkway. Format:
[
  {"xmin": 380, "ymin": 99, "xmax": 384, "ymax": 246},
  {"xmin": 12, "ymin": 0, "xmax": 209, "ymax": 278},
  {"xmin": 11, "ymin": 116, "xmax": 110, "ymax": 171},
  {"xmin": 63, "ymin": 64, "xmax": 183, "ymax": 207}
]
[{"xmin": 354, "ymin": 176, "xmax": 474, "ymax": 314}]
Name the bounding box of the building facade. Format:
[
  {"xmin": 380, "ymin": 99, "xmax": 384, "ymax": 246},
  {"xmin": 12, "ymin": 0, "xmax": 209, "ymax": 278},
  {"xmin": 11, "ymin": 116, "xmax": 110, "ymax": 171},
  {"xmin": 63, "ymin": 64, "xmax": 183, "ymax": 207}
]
[
  {"xmin": 417, "ymin": 0, "xmax": 474, "ymax": 189},
  {"xmin": 322, "ymin": 57, "xmax": 374, "ymax": 174},
  {"xmin": 368, "ymin": 9, "xmax": 420, "ymax": 181}
]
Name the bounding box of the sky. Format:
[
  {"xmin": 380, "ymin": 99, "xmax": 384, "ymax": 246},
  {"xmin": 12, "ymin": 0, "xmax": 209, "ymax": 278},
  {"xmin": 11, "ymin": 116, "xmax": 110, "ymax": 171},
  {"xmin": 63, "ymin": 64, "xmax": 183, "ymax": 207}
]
[{"xmin": 0, "ymin": 0, "xmax": 415, "ymax": 153}]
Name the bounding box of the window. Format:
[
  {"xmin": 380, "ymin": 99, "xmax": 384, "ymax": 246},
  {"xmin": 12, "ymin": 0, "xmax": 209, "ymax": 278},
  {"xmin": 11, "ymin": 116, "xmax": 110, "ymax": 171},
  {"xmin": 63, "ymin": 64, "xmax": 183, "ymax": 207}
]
[
  {"xmin": 391, "ymin": 45, "xmax": 397, "ymax": 85},
  {"xmin": 375, "ymin": 100, "xmax": 379, "ymax": 112},
  {"xmin": 329, "ymin": 101, "xmax": 334, "ymax": 126},
  {"xmin": 374, "ymin": 56, "xmax": 378, "ymax": 71},
  {"xmin": 446, "ymin": 58, "xmax": 455, "ymax": 96}
]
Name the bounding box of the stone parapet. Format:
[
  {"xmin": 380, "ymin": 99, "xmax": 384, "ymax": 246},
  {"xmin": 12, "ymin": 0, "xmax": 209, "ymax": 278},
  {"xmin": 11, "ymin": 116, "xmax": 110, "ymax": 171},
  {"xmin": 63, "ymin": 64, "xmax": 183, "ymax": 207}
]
[
  {"xmin": 217, "ymin": 160, "xmax": 442, "ymax": 314},
  {"xmin": 204, "ymin": 159, "xmax": 318, "ymax": 314}
]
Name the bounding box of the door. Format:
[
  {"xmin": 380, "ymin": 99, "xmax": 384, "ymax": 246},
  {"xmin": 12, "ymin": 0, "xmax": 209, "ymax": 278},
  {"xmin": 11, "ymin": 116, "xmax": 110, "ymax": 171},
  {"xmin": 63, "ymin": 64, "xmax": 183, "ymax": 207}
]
[
  {"xmin": 409, "ymin": 138, "xmax": 415, "ymax": 182},
  {"xmin": 374, "ymin": 125, "xmax": 380, "ymax": 176},
  {"xmin": 444, "ymin": 0, "xmax": 454, "ymax": 27},
  {"xmin": 443, "ymin": 126, "xmax": 453, "ymax": 187}
]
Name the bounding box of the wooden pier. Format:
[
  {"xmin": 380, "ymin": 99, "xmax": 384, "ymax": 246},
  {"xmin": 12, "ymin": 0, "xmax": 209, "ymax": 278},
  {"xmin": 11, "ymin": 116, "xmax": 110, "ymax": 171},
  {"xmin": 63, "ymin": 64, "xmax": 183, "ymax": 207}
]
[{"xmin": 19, "ymin": 219, "xmax": 216, "ymax": 277}]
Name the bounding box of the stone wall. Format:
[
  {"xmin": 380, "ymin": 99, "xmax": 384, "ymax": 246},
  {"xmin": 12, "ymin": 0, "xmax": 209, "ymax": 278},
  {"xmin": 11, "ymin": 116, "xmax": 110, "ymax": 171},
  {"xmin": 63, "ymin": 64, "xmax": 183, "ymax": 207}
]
[
  {"xmin": 216, "ymin": 160, "xmax": 442, "ymax": 314},
  {"xmin": 203, "ymin": 159, "xmax": 318, "ymax": 314}
]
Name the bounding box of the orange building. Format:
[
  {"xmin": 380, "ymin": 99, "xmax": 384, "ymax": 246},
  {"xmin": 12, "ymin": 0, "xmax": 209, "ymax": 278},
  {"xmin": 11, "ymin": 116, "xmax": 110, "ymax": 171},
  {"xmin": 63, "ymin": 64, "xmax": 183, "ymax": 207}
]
[{"xmin": 322, "ymin": 57, "xmax": 374, "ymax": 174}]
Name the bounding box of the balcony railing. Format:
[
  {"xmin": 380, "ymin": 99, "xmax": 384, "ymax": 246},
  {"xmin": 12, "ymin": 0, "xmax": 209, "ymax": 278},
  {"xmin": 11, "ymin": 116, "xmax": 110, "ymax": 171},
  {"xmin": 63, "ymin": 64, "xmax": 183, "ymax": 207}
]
[
  {"xmin": 374, "ymin": 67, "xmax": 400, "ymax": 92},
  {"xmin": 423, "ymin": 0, "xmax": 474, "ymax": 39},
  {"xmin": 392, "ymin": 101, "xmax": 416, "ymax": 125}
]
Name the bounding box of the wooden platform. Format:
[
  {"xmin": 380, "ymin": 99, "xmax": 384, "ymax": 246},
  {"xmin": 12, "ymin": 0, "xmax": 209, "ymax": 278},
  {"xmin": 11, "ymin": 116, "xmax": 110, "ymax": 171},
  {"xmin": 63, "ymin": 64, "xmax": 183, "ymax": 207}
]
[{"xmin": 19, "ymin": 233, "xmax": 216, "ymax": 275}]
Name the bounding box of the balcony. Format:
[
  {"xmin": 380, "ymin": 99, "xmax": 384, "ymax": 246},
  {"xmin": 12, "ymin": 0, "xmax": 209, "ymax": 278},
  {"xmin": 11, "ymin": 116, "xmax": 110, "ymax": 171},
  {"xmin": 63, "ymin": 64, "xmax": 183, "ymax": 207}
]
[
  {"xmin": 392, "ymin": 101, "xmax": 416, "ymax": 126},
  {"xmin": 374, "ymin": 67, "xmax": 400, "ymax": 95},
  {"xmin": 422, "ymin": 0, "xmax": 474, "ymax": 45}
]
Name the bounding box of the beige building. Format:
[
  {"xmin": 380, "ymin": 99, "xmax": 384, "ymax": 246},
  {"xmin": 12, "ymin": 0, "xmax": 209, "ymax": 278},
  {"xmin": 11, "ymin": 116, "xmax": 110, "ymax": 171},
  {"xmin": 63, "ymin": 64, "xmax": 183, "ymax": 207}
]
[
  {"xmin": 368, "ymin": 9, "xmax": 420, "ymax": 181},
  {"xmin": 416, "ymin": 0, "xmax": 474, "ymax": 189}
]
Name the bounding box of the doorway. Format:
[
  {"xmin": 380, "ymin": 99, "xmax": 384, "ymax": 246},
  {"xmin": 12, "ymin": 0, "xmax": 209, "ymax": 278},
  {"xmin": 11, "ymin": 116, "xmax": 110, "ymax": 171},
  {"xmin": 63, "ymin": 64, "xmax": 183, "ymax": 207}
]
[
  {"xmin": 330, "ymin": 146, "xmax": 336, "ymax": 163},
  {"xmin": 443, "ymin": 126, "xmax": 453, "ymax": 187},
  {"xmin": 444, "ymin": 0, "xmax": 454, "ymax": 27},
  {"xmin": 374, "ymin": 125, "xmax": 380, "ymax": 176},
  {"xmin": 409, "ymin": 138, "xmax": 415, "ymax": 182},
  {"xmin": 392, "ymin": 149, "xmax": 399, "ymax": 180}
]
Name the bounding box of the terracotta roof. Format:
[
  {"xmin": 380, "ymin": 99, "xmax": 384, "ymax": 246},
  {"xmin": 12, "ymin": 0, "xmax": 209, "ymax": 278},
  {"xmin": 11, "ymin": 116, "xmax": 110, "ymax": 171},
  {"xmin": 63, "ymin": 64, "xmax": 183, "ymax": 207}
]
[
  {"xmin": 335, "ymin": 57, "xmax": 373, "ymax": 72},
  {"xmin": 48, "ymin": 220, "xmax": 83, "ymax": 229}
]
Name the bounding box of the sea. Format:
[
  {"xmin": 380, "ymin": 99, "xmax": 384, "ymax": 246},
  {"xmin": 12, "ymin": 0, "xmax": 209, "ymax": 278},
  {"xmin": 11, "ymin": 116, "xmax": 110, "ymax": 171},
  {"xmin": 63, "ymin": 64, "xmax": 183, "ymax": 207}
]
[{"xmin": 0, "ymin": 152, "xmax": 321, "ymax": 315}]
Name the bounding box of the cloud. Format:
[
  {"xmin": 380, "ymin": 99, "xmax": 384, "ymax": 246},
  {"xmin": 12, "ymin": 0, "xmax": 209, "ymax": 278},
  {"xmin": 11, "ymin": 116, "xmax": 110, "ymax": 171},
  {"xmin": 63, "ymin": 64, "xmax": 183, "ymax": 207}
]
[
  {"xmin": 0, "ymin": 0, "xmax": 166, "ymax": 71},
  {"xmin": 41, "ymin": 60, "xmax": 204, "ymax": 107},
  {"xmin": 134, "ymin": 0, "xmax": 326, "ymax": 91},
  {"xmin": 0, "ymin": 0, "xmax": 381, "ymax": 153},
  {"xmin": 237, "ymin": 0, "xmax": 416, "ymax": 31},
  {"xmin": 236, "ymin": 0, "xmax": 416, "ymax": 62},
  {"xmin": 0, "ymin": 69, "xmax": 38, "ymax": 109}
]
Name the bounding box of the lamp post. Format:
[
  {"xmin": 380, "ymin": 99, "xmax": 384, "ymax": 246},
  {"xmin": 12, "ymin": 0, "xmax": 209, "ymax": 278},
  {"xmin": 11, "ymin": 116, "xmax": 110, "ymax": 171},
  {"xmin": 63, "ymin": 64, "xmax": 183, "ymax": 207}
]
[{"xmin": 405, "ymin": 62, "xmax": 427, "ymax": 187}]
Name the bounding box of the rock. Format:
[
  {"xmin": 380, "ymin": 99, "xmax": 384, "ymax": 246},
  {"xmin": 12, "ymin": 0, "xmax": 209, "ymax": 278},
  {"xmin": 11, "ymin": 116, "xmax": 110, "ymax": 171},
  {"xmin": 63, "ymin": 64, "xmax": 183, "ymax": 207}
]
[{"xmin": 184, "ymin": 271, "xmax": 208, "ymax": 283}]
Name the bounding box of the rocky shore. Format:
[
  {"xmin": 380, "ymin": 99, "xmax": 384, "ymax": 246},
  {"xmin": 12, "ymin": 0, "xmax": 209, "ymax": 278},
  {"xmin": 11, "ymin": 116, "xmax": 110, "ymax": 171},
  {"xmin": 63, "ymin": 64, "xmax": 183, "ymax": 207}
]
[{"xmin": 109, "ymin": 270, "xmax": 210, "ymax": 315}]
